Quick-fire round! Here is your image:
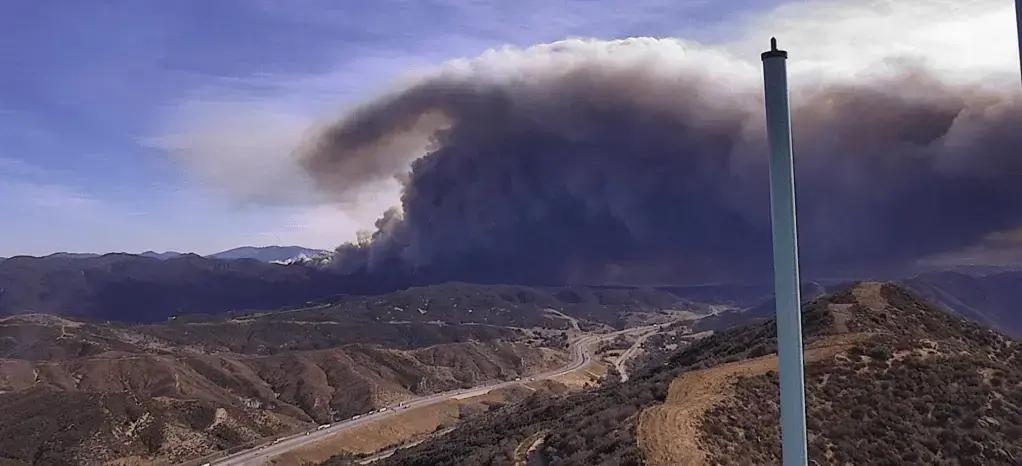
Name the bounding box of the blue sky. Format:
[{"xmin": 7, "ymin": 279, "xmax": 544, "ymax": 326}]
[
  {"xmin": 3, "ymin": 0, "xmax": 1014, "ymax": 257},
  {"xmin": 1, "ymin": 0, "xmax": 792, "ymax": 256}
]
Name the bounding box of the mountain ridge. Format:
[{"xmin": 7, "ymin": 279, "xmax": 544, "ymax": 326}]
[
  {"xmin": 1, "ymin": 245, "xmax": 331, "ymax": 264},
  {"xmin": 2, "ymin": 250, "xmax": 1021, "ymax": 340},
  {"xmin": 352, "ymin": 282, "xmax": 1022, "ymax": 466},
  {"xmin": 903, "ymin": 270, "xmax": 1022, "ymax": 337},
  {"xmin": 208, "ymin": 245, "xmax": 331, "ymax": 263},
  {"xmin": 0, "ymin": 307, "xmax": 571, "ymax": 465}
]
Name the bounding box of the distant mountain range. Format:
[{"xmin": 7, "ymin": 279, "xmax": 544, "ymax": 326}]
[
  {"xmin": 0, "ymin": 253, "xmax": 386, "ymax": 322},
  {"xmin": 1, "ymin": 245, "xmax": 333, "ymax": 265},
  {"xmin": 1, "ymin": 247, "xmax": 1020, "ymax": 339},
  {"xmin": 207, "ymin": 245, "xmax": 331, "ymax": 263},
  {"xmin": 139, "ymin": 250, "xmax": 184, "ymax": 260}
]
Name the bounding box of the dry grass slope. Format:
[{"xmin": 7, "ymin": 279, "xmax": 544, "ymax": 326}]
[
  {"xmin": 361, "ymin": 282, "xmax": 1021, "ymax": 466},
  {"xmin": 699, "ymin": 283, "xmax": 1022, "ymax": 465},
  {"xmin": 0, "ymin": 314, "xmax": 566, "ymax": 465},
  {"xmin": 636, "ymin": 334, "xmax": 862, "ymax": 465}
]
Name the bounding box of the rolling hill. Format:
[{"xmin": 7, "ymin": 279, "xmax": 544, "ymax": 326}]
[
  {"xmin": 0, "ymin": 281, "xmax": 705, "ymax": 465},
  {"xmin": 0, "ymin": 253, "xmax": 366, "ymax": 322},
  {"xmin": 0, "ymin": 254, "xmax": 695, "ymax": 325},
  {"xmin": 351, "ymin": 283, "xmax": 1021, "ymax": 466},
  {"xmin": 139, "ymin": 250, "xmax": 184, "ymax": 260},
  {"xmin": 0, "ymin": 311, "xmax": 567, "ymax": 465},
  {"xmin": 903, "ymin": 271, "xmax": 1022, "ymax": 337}
]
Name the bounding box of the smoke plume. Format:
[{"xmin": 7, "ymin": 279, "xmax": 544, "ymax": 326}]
[{"xmin": 299, "ymin": 38, "xmax": 1022, "ymax": 285}]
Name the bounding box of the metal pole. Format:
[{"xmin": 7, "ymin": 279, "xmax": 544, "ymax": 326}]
[
  {"xmin": 1016, "ymin": 0, "xmax": 1022, "ymax": 85},
  {"xmin": 761, "ymin": 37, "xmax": 808, "ymax": 466}
]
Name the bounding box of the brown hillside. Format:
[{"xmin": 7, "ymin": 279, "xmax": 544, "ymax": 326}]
[
  {"xmin": 359, "ymin": 282, "xmax": 1021, "ymax": 466},
  {"xmin": 0, "ymin": 314, "xmax": 566, "ymax": 465},
  {"xmin": 695, "ymin": 283, "xmax": 1021, "ymax": 465}
]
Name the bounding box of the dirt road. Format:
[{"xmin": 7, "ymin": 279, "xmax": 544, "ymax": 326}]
[
  {"xmin": 636, "ymin": 334, "xmax": 864, "ymax": 466},
  {"xmin": 614, "ymin": 327, "xmax": 658, "ymax": 382}
]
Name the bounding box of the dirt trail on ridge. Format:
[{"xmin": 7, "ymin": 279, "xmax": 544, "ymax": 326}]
[{"xmin": 636, "ymin": 334, "xmax": 865, "ymax": 466}]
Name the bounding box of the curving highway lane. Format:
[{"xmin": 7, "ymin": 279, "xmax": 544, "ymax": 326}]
[{"xmin": 205, "ymin": 325, "xmax": 658, "ymax": 466}]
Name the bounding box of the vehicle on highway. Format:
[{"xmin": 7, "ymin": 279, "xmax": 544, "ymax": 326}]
[{"xmin": 317, "ymin": 424, "xmax": 331, "ymax": 430}]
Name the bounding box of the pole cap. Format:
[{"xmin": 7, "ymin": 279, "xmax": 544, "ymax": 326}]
[{"xmin": 761, "ymin": 37, "xmax": 788, "ymax": 60}]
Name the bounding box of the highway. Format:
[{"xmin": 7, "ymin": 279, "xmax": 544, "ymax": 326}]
[{"xmin": 206, "ymin": 325, "xmax": 658, "ymax": 466}]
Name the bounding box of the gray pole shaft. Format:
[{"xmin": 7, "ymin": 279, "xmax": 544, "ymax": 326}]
[
  {"xmin": 762, "ymin": 43, "xmax": 808, "ymax": 466},
  {"xmin": 1016, "ymin": 0, "xmax": 1022, "ymax": 85}
]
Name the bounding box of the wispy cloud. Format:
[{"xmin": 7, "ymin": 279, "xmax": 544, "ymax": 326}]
[{"xmin": 0, "ymin": 179, "xmax": 100, "ymax": 210}]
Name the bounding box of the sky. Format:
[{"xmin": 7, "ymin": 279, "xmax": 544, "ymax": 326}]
[
  {"xmin": 0, "ymin": 0, "xmax": 793, "ymax": 256},
  {"xmin": 0, "ymin": 0, "xmax": 1017, "ymax": 257}
]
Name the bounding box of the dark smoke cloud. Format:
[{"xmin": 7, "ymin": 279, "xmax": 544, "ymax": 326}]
[{"xmin": 300, "ymin": 38, "xmax": 1022, "ymax": 285}]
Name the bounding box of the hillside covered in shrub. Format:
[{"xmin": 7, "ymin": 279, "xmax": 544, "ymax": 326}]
[{"xmin": 340, "ymin": 283, "xmax": 1021, "ymax": 466}]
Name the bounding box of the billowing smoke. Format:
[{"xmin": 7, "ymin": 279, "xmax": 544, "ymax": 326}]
[{"xmin": 299, "ymin": 38, "xmax": 1022, "ymax": 285}]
